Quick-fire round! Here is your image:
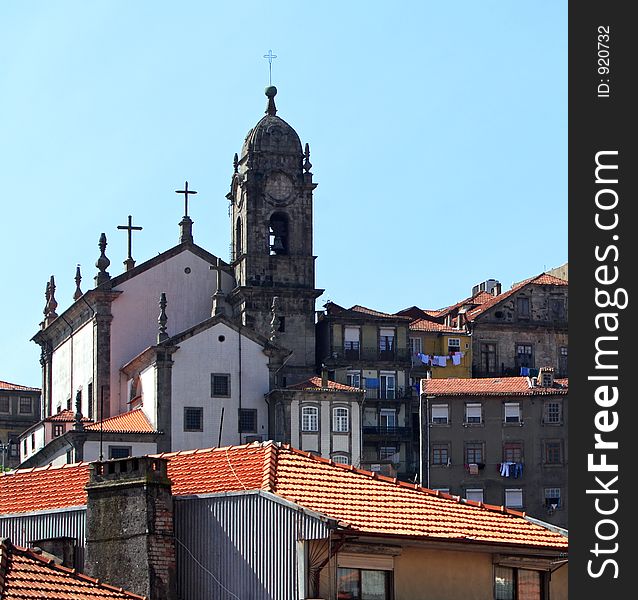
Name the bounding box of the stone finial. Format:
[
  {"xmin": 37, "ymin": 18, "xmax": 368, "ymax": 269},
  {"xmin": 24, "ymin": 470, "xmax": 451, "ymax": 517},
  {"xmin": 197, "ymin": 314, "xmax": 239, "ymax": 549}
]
[
  {"xmin": 158, "ymin": 292, "xmax": 169, "ymax": 342},
  {"xmin": 269, "ymin": 296, "xmax": 281, "ymax": 343},
  {"xmin": 73, "ymin": 265, "xmax": 83, "ymax": 300},
  {"xmin": 95, "ymin": 233, "xmax": 111, "ymax": 286},
  {"xmin": 303, "ymin": 143, "xmax": 312, "ymax": 172},
  {"xmin": 233, "ymin": 153, "xmax": 239, "ymax": 174},
  {"xmin": 43, "ymin": 280, "xmax": 51, "ymax": 316},
  {"xmin": 44, "ymin": 275, "xmax": 59, "ymax": 326},
  {"xmin": 73, "ymin": 390, "xmax": 85, "ymax": 431},
  {"xmin": 211, "ymin": 258, "xmax": 227, "ymax": 317},
  {"xmin": 265, "ymin": 86, "xmax": 277, "ymax": 116}
]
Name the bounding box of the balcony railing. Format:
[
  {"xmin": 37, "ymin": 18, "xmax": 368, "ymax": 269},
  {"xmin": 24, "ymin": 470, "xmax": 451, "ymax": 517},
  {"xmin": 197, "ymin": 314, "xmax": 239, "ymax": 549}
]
[
  {"xmin": 331, "ymin": 346, "xmax": 411, "ymax": 363},
  {"xmin": 362, "ymin": 426, "xmax": 411, "ymax": 437}
]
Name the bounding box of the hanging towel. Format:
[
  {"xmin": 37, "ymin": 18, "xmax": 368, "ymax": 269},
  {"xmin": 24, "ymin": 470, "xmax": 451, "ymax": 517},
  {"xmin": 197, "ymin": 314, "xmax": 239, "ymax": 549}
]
[{"xmin": 452, "ymin": 353, "xmax": 462, "ymax": 366}]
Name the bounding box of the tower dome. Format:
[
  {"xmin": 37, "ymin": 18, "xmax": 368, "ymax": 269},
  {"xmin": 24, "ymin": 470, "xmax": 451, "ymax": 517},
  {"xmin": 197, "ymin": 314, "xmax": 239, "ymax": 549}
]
[{"xmin": 240, "ymin": 87, "xmax": 303, "ymax": 159}]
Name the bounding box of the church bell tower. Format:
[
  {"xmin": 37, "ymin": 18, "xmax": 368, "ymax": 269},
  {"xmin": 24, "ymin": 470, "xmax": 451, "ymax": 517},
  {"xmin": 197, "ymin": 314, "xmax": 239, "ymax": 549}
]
[{"xmin": 228, "ymin": 87, "xmax": 322, "ymax": 385}]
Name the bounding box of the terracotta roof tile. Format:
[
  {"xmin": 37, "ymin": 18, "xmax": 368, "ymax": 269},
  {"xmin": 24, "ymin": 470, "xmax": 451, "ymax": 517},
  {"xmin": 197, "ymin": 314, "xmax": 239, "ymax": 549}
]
[
  {"xmin": 85, "ymin": 409, "xmax": 157, "ymax": 434},
  {"xmin": 436, "ymin": 291, "xmax": 494, "ymax": 318},
  {"xmin": 0, "ymin": 381, "xmax": 40, "ymax": 392},
  {"xmin": 409, "ymin": 319, "xmax": 466, "ymax": 334},
  {"xmin": 286, "ymin": 377, "xmax": 361, "ymax": 392},
  {"xmin": 45, "ymin": 409, "xmax": 92, "ymax": 423},
  {"xmin": 0, "ymin": 443, "xmax": 567, "ymax": 551},
  {"xmin": 0, "ymin": 538, "xmax": 145, "ymax": 599},
  {"xmin": 422, "ymin": 376, "xmax": 568, "ymax": 396},
  {"xmin": 466, "ymin": 273, "xmax": 568, "ymax": 322}
]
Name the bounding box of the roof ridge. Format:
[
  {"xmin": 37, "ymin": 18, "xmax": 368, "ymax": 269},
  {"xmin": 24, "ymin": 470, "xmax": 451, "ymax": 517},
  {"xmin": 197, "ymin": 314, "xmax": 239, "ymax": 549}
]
[{"xmin": 261, "ymin": 442, "xmax": 278, "ymax": 492}]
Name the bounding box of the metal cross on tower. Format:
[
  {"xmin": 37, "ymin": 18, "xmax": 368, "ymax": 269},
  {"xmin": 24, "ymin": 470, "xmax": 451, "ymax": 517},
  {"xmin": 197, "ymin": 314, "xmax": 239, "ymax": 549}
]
[
  {"xmin": 263, "ymin": 49, "xmax": 277, "ymax": 85},
  {"xmin": 175, "ymin": 181, "xmax": 198, "ymax": 217},
  {"xmin": 117, "ymin": 215, "xmax": 143, "ymax": 264}
]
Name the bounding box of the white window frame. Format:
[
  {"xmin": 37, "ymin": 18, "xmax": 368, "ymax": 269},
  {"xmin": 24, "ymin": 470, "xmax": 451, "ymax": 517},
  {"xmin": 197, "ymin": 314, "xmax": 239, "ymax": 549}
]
[
  {"xmin": 431, "ymin": 404, "xmax": 449, "ymax": 424},
  {"xmin": 544, "ymin": 487, "xmax": 561, "ymax": 509},
  {"xmin": 465, "ymin": 403, "xmax": 482, "ymax": 424},
  {"xmin": 301, "ymin": 406, "xmax": 319, "ymax": 432},
  {"xmin": 346, "ymin": 370, "xmax": 361, "ymax": 388},
  {"xmin": 380, "ymin": 446, "xmax": 399, "ymax": 463},
  {"xmin": 333, "ymin": 407, "xmax": 349, "ymax": 433},
  {"xmin": 465, "ymin": 488, "xmax": 484, "ymax": 503},
  {"xmin": 380, "ymin": 372, "xmax": 396, "ymax": 400},
  {"xmin": 447, "ymin": 338, "xmax": 461, "ymax": 353},
  {"xmin": 0, "ymin": 396, "xmax": 9, "ymax": 414},
  {"xmin": 332, "ymin": 453, "xmax": 350, "ymax": 465},
  {"xmin": 380, "ymin": 408, "xmax": 397, "ymax": 428},
  {"xmin": 504, "ymin": 402, "xmax": 521, "ymax": 423},
  {"xmin": 505, "ymin": 488, "xmax": 523, "ymax": 508},
  {"xmin": 410, "ymin": 337, "xmax": 422, "ymax": 355}
]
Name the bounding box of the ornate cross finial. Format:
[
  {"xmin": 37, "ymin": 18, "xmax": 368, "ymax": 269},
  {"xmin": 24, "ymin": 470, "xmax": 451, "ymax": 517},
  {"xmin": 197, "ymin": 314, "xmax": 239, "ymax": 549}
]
[
  {"xmin": 269, "ymin": 296, "xmax": 281, "ymax": 343},
  {"xmin": 73, "ymin": 265, "xmax": 83, "ymax": 300},
  {"xmin": 117, "ymin": 215, "xmax": 143, "ymax": 271},
  {"xmin": 95, "ymin": 233, "xmax": 111, "ymax": 286},
  {"xmin": 263, "ymin": 49, "xmax": 277, "ymax": 86},
  {"xmin": 303, "ymin": 143, "xmax": 312, "ymax": 172},
  {"xmin": 158, "ymin": 292, "xmax": 169, "ymax": 342},
  {"xmin": 175, "ymin": 181, "xmax": 197, "ymax": 218}
]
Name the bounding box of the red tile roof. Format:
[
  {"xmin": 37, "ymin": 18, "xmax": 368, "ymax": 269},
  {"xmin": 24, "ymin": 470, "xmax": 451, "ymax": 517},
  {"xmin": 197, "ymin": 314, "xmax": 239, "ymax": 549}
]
[
  {"xmin": 286, "ymin": 377, "xmax": 361, "ymax": 392},
  {"xmin": 422, "ymin": 376, "xmax": 568, "ymax": 397},
  {"xmin": 45, "ymin": 409, "xmax": 92, "ymax": 423},
  {"xmin": 0, "ymin": 443, "xmax": 567, "ymax": 551},
  {"xmin": 435, "ymin": 291, "xmax": 494, "ymax": 318},
  {"xmin": 466, "ymin": 273, "xmax": 568, "ymax": 322},
  {"xmin": 348, "ymin": 305, "xmax": 411, "ymax": 320},
  {"xmin": 85, "ymin": 409, "xmax": 157, "ymax": 434},
  {"xmin": 0, "ymin": 538, "xmax": 145, "ymax": 599},
  {"xmin": 0, "ymin": 381, "xmax": 40, "ymax": 393},
  {"xmin": 409, "ymin": 319, "xmax": 467, "ymax": 334}
]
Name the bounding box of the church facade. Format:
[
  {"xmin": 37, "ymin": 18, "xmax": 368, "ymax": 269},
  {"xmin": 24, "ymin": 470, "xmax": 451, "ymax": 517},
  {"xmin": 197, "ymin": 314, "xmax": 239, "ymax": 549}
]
[{"xmin": 23, "ymin": 87, "xmax": 362, "ymax": 468}]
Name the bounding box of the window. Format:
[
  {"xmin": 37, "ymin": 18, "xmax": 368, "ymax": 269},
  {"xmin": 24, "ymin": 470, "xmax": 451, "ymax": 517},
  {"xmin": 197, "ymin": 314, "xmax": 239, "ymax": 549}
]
[
  {"xmin": 268, "ymin": 212, "xmax": 288, "ymax": 255},
  {"xmin": 87, "ymin": 382, "xmax": 94, "ymax": 420},
  {"xmin": 22, "ymin": 439, "xmax": 27, "ymax": 455},
  {"xmin": 239, "ymin": 409, "xmax": 257, "ymax": 433},
  {"xmin": 333, "ymin": 407, "xmax": 349, "ymax": 433},
  {"xmin": 19, "ymin": 397, "xmax": 33, "ymax": 415},
  {"xmin": 379, "ymin": 372, "xmax": 396, "ymax": 400},
  {"xmin": 53, "ymin": 424, "xmax": 64, "ymax": 438},
  {"xmin": 517, "ymin": 296, "xmax": 530, "ymax": 317},
  {"xmin": 550, "ymin": 297, "xmax": 565, "ymax": 320},
  {"xmin": 379, "ymin": 328, "xmax": 395, "ymax": 358},
  {"xmin": 465, "ymin": 403, "xmax": 482, "ymax": 424},
  {"xmin": 344, "ymin": 327, "xmax": 361, "ymax": 358},
  {"xmin": 516, "ymin": 344, "xmax": 534, "ymax": 368},
  {"xmin": 347, "ymin": 370, "xmax": 361, "ymax": 388},
  {"xmin": 0, "ymin": 396, "xmax": 9, "ymax": 413},
  {"xmin": 235, "ymin": 216, "xmax": 242, "ymax": 259},
  {"xmin": 503, "ymin": 442, "xmax": 523, "ymax": 463},
  {"xmin": 504, "ymin": 402, "xmax": 521, "ymax": 423},
  {"xmin": 211, "ymin": 373, "xmax": 231, "ymax": 397},
  {"xmin": 543, "ymin": 400, "xmax": 563, "ymax": 424},
  {"xmin": 184, "ymin": 407, "xmax": 203, "ymax": 432},
  {"xmin": 431, "ymin": 404, "xmax": 449, "ymax": 424},
  {"xmin": 332, "ymin": 454, "xmax": 350, "ymax": 465},
  {"xmin": 480, "ymin": 343, "xmax": 497, "ymax": 375},
  {"xmin": 504, "ymin": 488, "xmax": 523, "ymax": 508},
  {"xmin": 109, "ymin": 446, "xmax": 132, "ymax": 459},
  {"xmin": 432, "ymin": 443, "xmax": 449, "ymax": 466},
  {"xmin": 380, "ymin": 446, "xmax": 399, "ymax": 462},
  {"xmin": 379, "ymin": 408, "xmax": 396, "ymax": 429},
  {"xmin": 337, "ymin": 568, "xmax": 392, "ymax": 600},
  {"xmin": 559, "ymin": 346, "xmax": 568, "ymax": 376},
  {"xmin": 543, "ymin": 440, "xmax": 563, "ymax": 464},
  {"xmin": 465, "ymin": 442, "xmax": 484, "ymax": 464},
  {"xmin": 447, "ymin": 338, "xmax": 461, "ymax": 354},
  {"xmin": 465, "ymin": 488, "xmax": 484, "ymax": 503},
  {"xmin": 544, "ymin": 487, "xmax": 561, "ymax": 509},
  {"xmin": 495, "ymin": 565, "xmax": 515, "ymax": 600},
  {"xmin": 301, "ymin": 406, "xmax": 319, "ymax": 432},
  {"xmin": 31, "ymin": 433, "xmax": 35, "ymax": 451},
  {"xmin": 410, "ymin": 337, "xmax": 422, "ymax": 356}
]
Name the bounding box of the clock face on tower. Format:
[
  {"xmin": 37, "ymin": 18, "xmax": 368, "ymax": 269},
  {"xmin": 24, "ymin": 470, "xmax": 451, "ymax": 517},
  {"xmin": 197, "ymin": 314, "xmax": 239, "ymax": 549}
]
[{"xmin": 265, "ymin": 172, "xmax": 294, "ymax": 204}]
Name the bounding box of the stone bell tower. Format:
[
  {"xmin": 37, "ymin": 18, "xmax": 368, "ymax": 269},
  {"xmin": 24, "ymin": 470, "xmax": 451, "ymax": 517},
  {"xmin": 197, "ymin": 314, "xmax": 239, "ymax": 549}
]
[{"xmin": 228, "ymin": 87, "xmax": 323, "ymax": 385}]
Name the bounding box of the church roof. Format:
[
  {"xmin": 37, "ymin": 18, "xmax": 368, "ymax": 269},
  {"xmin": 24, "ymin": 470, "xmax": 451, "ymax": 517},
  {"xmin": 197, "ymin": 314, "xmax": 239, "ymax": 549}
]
[
  {"xmin": 0, "ymin": 442, "xmax": 567, "ymax": 551},
  {"xmin": 0, "ymin": 538, "xmax": 145, "ymax": 600},
  {"xmin": 85, "ymin": 409, "xmax": 157, "ymax": 434}
]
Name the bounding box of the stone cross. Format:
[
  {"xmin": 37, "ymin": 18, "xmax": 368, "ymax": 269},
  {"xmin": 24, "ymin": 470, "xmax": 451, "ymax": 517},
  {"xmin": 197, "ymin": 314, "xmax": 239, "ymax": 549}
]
[
  {"xmin": 175, "ymin": 181, "xmax": 197, "ymax": 218},
  {"xmin": 117, "ymin": 215, "xmax": 143, "ymax": 270},
  {"xmin": 263, "ymin": 49, "xmax": 277, "ymax": 85}
]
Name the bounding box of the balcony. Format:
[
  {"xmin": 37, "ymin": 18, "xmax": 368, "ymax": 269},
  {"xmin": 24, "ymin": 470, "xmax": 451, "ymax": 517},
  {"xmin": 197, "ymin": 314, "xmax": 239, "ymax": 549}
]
[
  {"xmin": 362, "ymin": 426, "xmax": 411, "ymax": 439},
  {"xmin": 331, "ymin": 346, "xmax": 411, "ymax": 364}
]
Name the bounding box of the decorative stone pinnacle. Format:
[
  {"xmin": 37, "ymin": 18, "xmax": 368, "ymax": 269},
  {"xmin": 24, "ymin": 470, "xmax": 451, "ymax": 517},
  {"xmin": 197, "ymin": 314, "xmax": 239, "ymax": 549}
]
[
  {"xmin": 43, "ymin": 280, "xmax": 51, "ymax": 316},
  {"xmin": 95, "ymin": 233, "xmax": 111, "ymax": 286},
  {"xmin": 212, "ymin": 257, "xmax": 226, "ymax": 316},
  {"xmin": 158, "ymin": 292, "xmax": 169, "ymax": 342},
  {"xmin": 303, "ymin": 143, "xmax": 312, "ymax": 172},
  {"xmin": 233, "ymin": 153, "xmax": 239, "ymax": 174},
  {"xmin": 45, "ymin": 275, "xmax": 58, "ymax": 323},
  {"xmin": 73, "ymin": 265, "xmax": 83, "ymax": 300},
  {"xmin": 74, "ymin": 390, "xmax": 85, "ymax": 431},
  {"xmin": 265, "ymin": 86, "xmax": 277, "ymax": 116}
]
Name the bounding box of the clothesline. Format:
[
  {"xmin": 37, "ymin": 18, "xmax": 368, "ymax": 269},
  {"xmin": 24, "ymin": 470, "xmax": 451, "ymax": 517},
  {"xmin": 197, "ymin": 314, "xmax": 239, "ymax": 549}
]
[{"xmin": 416, "ymin": 352, "xmax": 465, "ymax": 367}]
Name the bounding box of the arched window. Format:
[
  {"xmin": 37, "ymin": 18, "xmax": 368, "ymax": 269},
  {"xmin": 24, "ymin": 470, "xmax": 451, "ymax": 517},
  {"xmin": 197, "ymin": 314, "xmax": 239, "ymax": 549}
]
[
  {"xmin": 333, "ymin": 407, "xmax": 350, "ymax": 433},
  {"xmin": 269, "ymin": 213, "xmax": 289, "ymax": 255},
  {"xmin": 332, "ymin": 453, "xmax": 350, "ymax": 465},
  {"xmin": 235, "ymin": 216, "xmax": 242, "ymax": 260},
  {"xmin": 301, "ymin": 406, "xmax": 319, "ymax": 432}
]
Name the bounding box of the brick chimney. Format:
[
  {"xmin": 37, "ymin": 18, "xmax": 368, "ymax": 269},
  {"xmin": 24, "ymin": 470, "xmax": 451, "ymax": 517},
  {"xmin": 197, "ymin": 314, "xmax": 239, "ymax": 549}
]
[{"xmin": 85, "ymin": 457, "xmax": 176, "ymax": 600}]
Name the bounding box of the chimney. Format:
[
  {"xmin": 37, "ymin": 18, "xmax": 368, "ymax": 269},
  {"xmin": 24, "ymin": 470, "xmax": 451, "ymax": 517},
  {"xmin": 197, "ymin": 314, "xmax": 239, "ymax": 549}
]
[
  {"xmin": 85, "ymin": 457, "xmax": 176, "ymax": 600},
  {"xmin": 492, "ymin": 282, "xmax": 502, "ymax": 296},
  {"xmin": 321, "ymin": 364, "xmax": 328, "ymax": 388}
]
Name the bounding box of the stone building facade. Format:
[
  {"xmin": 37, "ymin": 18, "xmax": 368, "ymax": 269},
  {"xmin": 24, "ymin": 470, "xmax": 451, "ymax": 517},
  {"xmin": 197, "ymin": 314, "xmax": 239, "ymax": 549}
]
[
  {"xmin": 0, "ymin": 380, "xmax": 41, "ymax": 469},
  {"xmin": 421, "ymin": 369, "xmax": 568, "ymax": 528}
]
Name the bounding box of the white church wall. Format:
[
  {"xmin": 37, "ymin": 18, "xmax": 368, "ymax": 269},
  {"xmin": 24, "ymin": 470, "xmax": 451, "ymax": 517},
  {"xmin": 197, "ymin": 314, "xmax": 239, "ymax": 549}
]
[
  {"xmin": 139, "ymin": 365, "xmax": 158, "ymax": 429},
  {"xmin": 50, "ymin": 321, "xmax": 94, "ymax": 416},
  {"xmin": 109, "ymin": 250, "xmax": 219, "ymax": 415},
  {"xmin": 19, "ymin": 425, "xmax": 46, "ymax": 463},
  {"xmin": 169, "ymin": 322, "xmax": 270, "ymax": 451}
]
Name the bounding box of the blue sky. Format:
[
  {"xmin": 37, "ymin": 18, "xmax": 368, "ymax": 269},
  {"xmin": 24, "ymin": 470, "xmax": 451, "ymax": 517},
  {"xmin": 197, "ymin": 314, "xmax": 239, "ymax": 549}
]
[{"xmin": 0, "ymin": 1, "xmax": 567, "ymax": 386}]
